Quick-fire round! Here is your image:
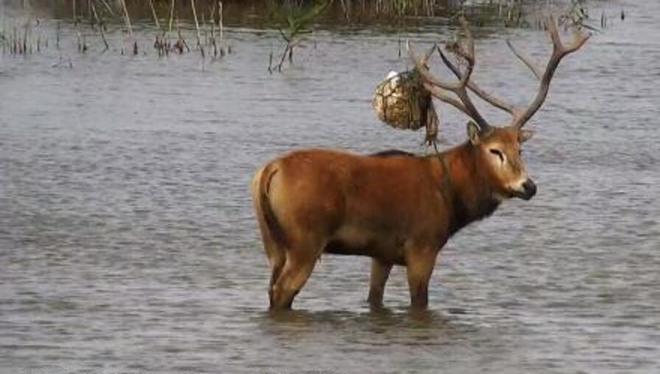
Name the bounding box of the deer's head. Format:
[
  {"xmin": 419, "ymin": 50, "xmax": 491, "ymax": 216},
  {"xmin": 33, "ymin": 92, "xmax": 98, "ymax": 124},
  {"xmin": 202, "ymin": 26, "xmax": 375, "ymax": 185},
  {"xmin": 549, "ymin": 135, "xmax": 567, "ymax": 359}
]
[
  {"xmin": 409, "ymin": 15, "xmax": 589, "ymax": 202},
  {"xmin": 467, "ymin": 122, "xmax": 536, "ymax": 200}
]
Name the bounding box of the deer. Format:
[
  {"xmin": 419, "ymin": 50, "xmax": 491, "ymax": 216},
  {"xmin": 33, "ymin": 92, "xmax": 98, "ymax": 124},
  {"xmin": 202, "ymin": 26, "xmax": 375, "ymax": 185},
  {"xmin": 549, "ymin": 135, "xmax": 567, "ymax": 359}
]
[{"xmin": 251, "ymin": 16, "xmax": 589, "ymax": 310}]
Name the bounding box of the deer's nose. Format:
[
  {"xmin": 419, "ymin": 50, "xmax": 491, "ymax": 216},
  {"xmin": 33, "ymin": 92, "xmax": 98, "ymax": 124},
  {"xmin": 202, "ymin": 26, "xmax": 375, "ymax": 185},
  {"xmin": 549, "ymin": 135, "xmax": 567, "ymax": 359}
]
[{"xmin": 520, "ymin": 179, "xmax": 537, "ymax": 200}]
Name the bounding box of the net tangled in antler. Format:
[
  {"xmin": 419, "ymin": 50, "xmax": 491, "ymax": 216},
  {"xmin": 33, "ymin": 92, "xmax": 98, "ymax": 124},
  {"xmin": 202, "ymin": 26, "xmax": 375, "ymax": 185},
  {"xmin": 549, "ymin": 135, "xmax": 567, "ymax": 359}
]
[{"xmin": 372, "ymin": 69, "xmax": 439, "ymax": 146}]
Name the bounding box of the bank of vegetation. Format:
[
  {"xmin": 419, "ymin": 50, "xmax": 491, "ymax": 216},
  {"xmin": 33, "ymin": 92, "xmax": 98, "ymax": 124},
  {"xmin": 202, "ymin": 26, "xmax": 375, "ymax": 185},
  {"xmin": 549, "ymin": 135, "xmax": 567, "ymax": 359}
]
[
  {"xmin": 9, "ymin": 1, "xmax": 556, "ymax": 27},
  {"xmin": 2, "ymin": 0, "xmax": 615, "ymax": 71}
]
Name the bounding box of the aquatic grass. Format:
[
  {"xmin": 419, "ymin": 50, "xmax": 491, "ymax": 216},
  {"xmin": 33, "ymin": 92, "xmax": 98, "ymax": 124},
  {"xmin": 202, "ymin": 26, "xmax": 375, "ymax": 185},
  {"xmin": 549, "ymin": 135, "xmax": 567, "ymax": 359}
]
[
  {"xmin": 0, "ymin": 1, "xmax": 621, "ymax": 62},
  {"xmin": 269, "ymin": 0, "xmax": 332, "ymax": 72}
]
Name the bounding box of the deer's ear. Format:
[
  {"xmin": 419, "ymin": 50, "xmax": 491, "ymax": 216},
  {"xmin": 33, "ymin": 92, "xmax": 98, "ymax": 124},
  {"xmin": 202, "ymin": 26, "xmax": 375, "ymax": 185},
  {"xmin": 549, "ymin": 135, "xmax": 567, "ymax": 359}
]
[
  {"xmin": 519, "ymin": 129, "xmax": 534, "ymax": 143},
  {"xmin": 467, "ymin": 121, "xmax": 481, "ymax": 145}
]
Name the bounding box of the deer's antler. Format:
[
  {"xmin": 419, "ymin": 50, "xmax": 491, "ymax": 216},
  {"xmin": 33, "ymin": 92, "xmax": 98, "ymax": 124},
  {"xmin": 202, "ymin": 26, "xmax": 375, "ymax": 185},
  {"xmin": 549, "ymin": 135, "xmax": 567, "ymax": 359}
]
[
  {"xmin": 408, "ymin": 15, "xmax": 590, "ymax": 131},
  {"xmin": 511, "ymin": 16, "xmax": 590, "ymax": 128},
  {"xmin": 408, "ymin": 17, "xmax": 492, "ymax": 133}
]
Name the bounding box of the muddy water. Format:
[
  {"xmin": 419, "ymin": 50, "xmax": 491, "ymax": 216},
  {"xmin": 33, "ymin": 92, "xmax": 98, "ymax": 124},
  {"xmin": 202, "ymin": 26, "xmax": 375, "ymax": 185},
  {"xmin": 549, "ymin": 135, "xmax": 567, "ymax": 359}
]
[{"xmin": 1, "ymin": 0, "xmax": 659, "ymax": 373}]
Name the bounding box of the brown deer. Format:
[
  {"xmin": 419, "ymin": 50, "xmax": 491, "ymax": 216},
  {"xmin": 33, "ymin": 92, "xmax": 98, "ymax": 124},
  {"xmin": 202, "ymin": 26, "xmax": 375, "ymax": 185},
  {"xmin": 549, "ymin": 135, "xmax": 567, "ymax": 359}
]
[{"xmin": 251, "ymin": 16, "xmax": 589, "ymax": 310}]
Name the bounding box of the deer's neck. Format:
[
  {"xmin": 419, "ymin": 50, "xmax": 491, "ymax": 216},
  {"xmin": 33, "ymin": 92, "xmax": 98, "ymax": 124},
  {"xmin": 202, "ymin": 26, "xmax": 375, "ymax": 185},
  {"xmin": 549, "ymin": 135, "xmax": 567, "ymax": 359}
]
[{"xmin": 433, "ymin": 143, "xmax": 500, "ymax": 235}]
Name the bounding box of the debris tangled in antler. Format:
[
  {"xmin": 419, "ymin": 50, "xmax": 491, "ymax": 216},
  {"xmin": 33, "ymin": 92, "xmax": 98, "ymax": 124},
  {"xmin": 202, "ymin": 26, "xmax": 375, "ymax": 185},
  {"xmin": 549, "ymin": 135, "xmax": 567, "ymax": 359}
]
[
  {"xmin": 372, "ymin": 46, "xmax": 440, "ymax": 147},
  {"xmin": 374, "ymin": 15, "xmax": 590, "ymax": 149}
]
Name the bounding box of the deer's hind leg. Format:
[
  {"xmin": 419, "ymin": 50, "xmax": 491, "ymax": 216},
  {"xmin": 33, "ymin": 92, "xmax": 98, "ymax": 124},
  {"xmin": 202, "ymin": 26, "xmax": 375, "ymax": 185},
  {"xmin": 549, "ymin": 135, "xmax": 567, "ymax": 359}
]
[
  {"xmin": 269, "ymin": 236, "xmax": 323, "ymax": 310},
  {"xmin": 254, "ymin": 206, "xmax": 286, "ymax": 302},
  {"xmin": 264, "ymin": 239, "xmax": 286, "ymax": 305},
  {"xmin": 367, "ymin": 258, "xmax": 393, "ymax": 307}
]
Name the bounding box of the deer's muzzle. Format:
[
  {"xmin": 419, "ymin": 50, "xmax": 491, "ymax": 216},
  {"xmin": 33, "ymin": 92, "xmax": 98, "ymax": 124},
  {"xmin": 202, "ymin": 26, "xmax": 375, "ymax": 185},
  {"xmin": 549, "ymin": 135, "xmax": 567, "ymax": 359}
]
[{"xmin": 516, "ymin": 178, "xmax": 537, "ymax": 200}]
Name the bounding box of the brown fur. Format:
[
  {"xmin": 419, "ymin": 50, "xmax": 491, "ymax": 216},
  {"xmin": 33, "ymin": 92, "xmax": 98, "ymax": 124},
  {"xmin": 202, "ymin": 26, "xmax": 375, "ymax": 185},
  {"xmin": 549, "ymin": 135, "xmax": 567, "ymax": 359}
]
[{"xmin": 251, "ymin": 126, "xmax": 534, "ymax": 310}]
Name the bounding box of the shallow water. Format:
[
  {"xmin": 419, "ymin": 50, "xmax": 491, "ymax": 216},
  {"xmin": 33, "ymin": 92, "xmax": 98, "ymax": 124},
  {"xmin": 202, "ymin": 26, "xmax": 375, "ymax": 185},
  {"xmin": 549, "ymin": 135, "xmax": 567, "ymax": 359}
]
[{"xmin": 1, "ymin": 0, "xmax": 659, "ymax": 373}]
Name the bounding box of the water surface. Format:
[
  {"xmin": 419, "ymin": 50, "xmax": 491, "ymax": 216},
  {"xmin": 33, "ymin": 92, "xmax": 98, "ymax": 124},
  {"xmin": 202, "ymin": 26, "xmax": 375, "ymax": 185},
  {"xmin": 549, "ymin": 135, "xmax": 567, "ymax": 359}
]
[{"xmin": 1, "ymin": 0, "xmax": 659, "ymax": 373}]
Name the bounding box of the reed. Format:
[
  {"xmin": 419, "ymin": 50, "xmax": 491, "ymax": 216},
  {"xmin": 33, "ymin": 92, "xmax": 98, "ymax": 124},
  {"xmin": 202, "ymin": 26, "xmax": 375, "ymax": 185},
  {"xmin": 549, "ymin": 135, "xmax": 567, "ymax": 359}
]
[
  {"xmin": 90, "ymin": 0, "xmax": 109, "ymax": 51},
  {"xmin": 2, "ymin": 21, "xmax": 35, "ymax": 56},
  {"xmin": 168, "ymin": 0, "xmax": 175, "ymax": 33},
  {"xmin": 175, "ymin": 13, "xmax": 190, "ymax": 54},
  {"xmin": 191, "ymin": 0, "xmax": 205, "ymax": 58},
  {"xmin": 208, "ymin": 1, "xmax": 225, "ymax": 59},
  {"xmin": 148, "ymin": 0, "xmax": 161, "ymax": 30},
  {"xmin": 118, "ymin": 0, "xmax": 137, "ymax": 55}
]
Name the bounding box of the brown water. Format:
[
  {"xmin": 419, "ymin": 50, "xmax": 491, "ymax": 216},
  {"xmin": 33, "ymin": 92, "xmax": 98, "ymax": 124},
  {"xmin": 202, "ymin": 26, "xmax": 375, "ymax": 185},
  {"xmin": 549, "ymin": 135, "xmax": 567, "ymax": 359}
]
[{"xmin": 1, "ymin": 1, "xmax": 659, "ymax": 373}]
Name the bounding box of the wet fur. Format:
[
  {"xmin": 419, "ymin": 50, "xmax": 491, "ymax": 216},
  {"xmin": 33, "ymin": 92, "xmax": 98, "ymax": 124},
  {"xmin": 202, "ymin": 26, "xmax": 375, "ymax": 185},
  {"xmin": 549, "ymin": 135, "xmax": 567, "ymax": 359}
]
[{"xmin": 252, "ymin": 128, "xmax": 528, "ymax": 309}]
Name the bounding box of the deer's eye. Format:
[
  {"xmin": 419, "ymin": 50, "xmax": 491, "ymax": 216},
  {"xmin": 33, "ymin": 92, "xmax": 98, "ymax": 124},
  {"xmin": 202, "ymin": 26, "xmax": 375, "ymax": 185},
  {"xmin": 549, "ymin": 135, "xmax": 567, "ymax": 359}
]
[{"xmin": 490, "ymin": 149, "xmax": 504, "ymax": 162}]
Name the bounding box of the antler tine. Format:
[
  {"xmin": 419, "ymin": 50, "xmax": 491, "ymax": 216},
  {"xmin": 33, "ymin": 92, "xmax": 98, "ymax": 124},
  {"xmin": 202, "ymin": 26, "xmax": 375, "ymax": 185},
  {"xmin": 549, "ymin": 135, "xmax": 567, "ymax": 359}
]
[
  {"xmin": 514, "ymin": 15, "xmax": 590, "ymax": 129},
  {"xmin": 454, "ymin": 17, "xmax": 475, "ymax": 87},
  {"xmin": 408, "ymin": 41, "xmax": 458, "ymax": 91},
  {"xmin": 439, "ymin": 43, "xmax": 520, "ymax": 116},
  {"xmin": 407, "ymin": 17, "xmax": 492, "ymax": 131},
  {"xmin": 410, "ymin": 44, "xmax": 472, "ymax": 117},
  {"xmin": 506, "ymin": 39, "xmax": 543, "ymax": 80},
  {"xmin": 420, "ymin": 44, "xmax": 437, "ymax": 67}
]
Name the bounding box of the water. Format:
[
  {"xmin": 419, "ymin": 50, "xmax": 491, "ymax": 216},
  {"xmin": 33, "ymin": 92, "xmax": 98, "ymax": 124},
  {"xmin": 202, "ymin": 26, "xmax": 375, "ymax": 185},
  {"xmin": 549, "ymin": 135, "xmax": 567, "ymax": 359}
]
[{"xmin": 1, "ymin": 1, "xmax": 659, "ymax": 373}]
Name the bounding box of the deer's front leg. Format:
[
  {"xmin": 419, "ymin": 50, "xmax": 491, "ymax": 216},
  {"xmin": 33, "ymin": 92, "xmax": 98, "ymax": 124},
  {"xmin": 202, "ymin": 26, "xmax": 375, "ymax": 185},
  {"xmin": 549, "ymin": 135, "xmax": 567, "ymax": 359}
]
[{"xmin": 405, "ymin": 247, "xmax": 438, "ymax": 309}]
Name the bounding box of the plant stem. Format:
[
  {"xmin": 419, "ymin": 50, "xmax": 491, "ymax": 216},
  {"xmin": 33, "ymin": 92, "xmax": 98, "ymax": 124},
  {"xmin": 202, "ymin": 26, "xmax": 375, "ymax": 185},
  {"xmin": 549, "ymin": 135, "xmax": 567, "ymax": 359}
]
[
  {"xmin": 191, "ymin": 0, "xmax": 205, "ymax": 58},
  {"xmin": 118, "ymin": 0, "xmax": 136, "ymax": 54},
  {"xmin": 148, "ymin": 0, "xmax": 161, "ymax": 30},
  {"xmin": 90, "ymin": 0, "xmax": 109, "ymax": 51}
]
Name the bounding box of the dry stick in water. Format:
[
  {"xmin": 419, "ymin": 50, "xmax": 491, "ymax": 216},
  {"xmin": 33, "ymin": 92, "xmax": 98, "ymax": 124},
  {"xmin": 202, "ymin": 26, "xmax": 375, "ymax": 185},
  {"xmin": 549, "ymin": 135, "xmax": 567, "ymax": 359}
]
[
  {"xmin": 118, "ymin": 0, "xmax": 132, "ymax": 36},
  {"xmin": 166, "ymin": 0, "xmax": 175, "ymax": 55},
  {"xmin": 168, "ymin": 0, "xmax": 175, "ymax": 34},
  {"xmin": 73, "ymin": 0, "xmax": 82, "ymax": 54},
  {"xmin": 56, "ymin": 21, "xmax": 60, "ymax": 50},
  {"xmin": 23, "ymin": 21, "xmax": 29, "ymax": 55},
  {"xmin": 155, "ymin": 0, "xmax": 175, "ymax": 55},
  {"xmin": 90, "ymin": 1, "xmax": 109, "ymax": 51},
  {"xmin": 210, "ymin": 1, "xmax": 224, "ymax": 58},
  {"xmin": 219, "ymin": 1, "xmax": 226, "ymax": 54},
  {"xmin": 147, "ymin": 0, "xmax": 164, "ymax": 55},
  {"xmin": 148, "ymin": 0, "xmax": 161, "ymax": 30},
  {"xmin": 276, "ymin": 29, "xmax": 292, "ymax": 72},
  {"xmin": 87, "ymin": 0, "xmax": 94, "ymax": 26},
  {"xmin": 15, "ymin": 25, "xmax": 19, "ymax": 55},
  {"xmin": 14, "ymin": 26, "xmax": 19, "ymax": 54},
  {"xmin": 118, "ymin": 0, "xmax": 137, "ymax": 55},
  {"xmin": 191, "ymin": 0, "xmax": 205, "ymax": 58},
  {"xmin": 98, "ymin": 0, "xmax": 114, "ymax": 16},
  {"xmin": 268, "ymin": 49, "xmax": 274, "ymax": 73},
  {"xmin": 76, "ymin": 30, "xmax": 82, "ymax": 53},
  {"xmin": 209, "ymin": 2, "xmax": 217, "ymax": 57},
  {"xmin": 175, "ymin": 14, "xmax": 190, "ymax": 54}
]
